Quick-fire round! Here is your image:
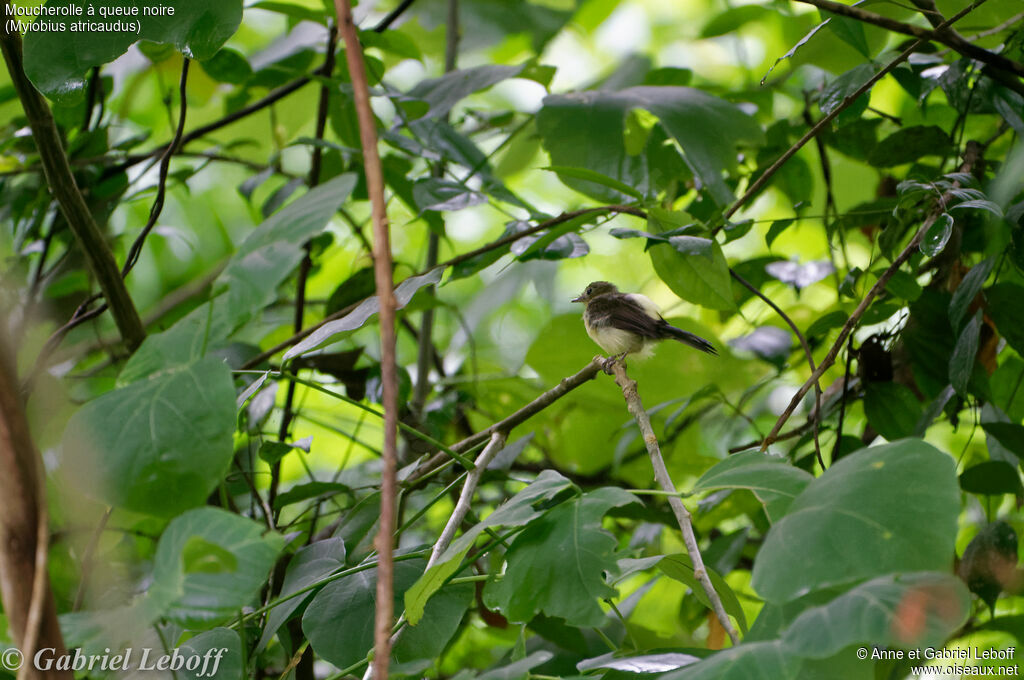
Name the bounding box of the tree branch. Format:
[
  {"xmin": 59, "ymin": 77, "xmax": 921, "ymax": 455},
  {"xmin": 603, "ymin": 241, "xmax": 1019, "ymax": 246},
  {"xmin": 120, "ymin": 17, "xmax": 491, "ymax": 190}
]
[
  {"xmin": 0, "ymin": 329, "xmax": 71, "ymax": 679},
  {"xmin": 760, "ymin": 142, "xmax": 982, "ymax": 449},
  {"xmin": 334, "ymin": 2, "xmax": 399, "ymax": 678},
  {"xmin": 792, "ymin": 0, "xmax": 1024, "ymax": 78},
  {"xmin": 1, "ymin": 8, "xmax": 145, "ymax": 351},
  {"xmin": 721, "ymin": 0, "xmax": 990, "ymax": 224},
  {"xmin": 606, "ymin": 360, "xmax": 740, "ymax": 645},
  {"xmin": 407, "ymin": 358, "xmax": 603, "ymax": 483}
]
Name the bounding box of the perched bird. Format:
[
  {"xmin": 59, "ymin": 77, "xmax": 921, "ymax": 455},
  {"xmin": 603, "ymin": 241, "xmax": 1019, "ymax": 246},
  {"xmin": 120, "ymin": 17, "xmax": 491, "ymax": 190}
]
[{"xmin": 571, "ymin": 281, "xmax": 717, "ymax": 359}]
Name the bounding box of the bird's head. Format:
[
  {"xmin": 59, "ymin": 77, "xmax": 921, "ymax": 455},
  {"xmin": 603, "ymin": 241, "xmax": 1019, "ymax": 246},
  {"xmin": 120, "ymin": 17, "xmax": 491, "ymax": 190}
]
[{"xmin": 571, "ymin": 281, "xmax": 619, "ymax": 303}]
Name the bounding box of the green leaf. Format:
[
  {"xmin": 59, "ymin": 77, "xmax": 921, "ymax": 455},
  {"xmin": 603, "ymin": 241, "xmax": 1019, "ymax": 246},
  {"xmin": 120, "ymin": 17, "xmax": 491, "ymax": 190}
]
[
  {"xmin": 283, "ymin": 268, "xmax": 444, "ymax": 360},
  {"xmin": 256, "ymin": 538, "xmax": 346, "ymax": 653},
  {"xmin": 949, "ymin": 311, "xmax": 981, "ymax": 396},
  {"xmin": 751, "ymin": 439, "xmax": 960, "ymax": 603},
  {"xmin": 407, "ymin": 64, "xmax": 525, "ymax": 120},
  {"xmin": 884, "ymin": 270, "xmax": 922, "ymax": 301},
  {"xmin": 650, "ymin": 236, "xmax": 734, "ymax": 310},
  {"xmin": 120, "ymin": 174, "xmax": 357, "ymax": 383},
  {"xmin": 176, "ymin": 628, "xmax": 244, "ymax": 679},
  {"xmin": 949, "ymin": 257, "xmax": 994, "ymax": 330},
  {"xmin": 538, "ymin": 87, "xmax": 762, "ymax": 206},
  {"xmin": 819, "ymin": 64, "xmax": 875, "ymax": 117},
  {"xmin": 692, "ymin": 451, "xmax": 814, "ymax": 522},
  {"xmin": 782, "ymin": 572, "xmax": 970, "ymax": 657},
  {"xmin": 250, "ymin": 1, "xmax": 328, "ymax": 24},
  {"xmin": 986, "ymin": 283, "xmax": 1024, "ymax": 356},
  {"xmin": 302, "ymin": 559, "xmax": 472, "ymax": 668},
  {"xmin": 658, "ymin": 554, "xmax": 749, "ymax": 633},
  {"xmin": 959, "ymin": 461, "xmax": 1024, "ymax": 495},
  {"xmin": 273, "ymin": 481, "xmax": 351, "ymax": 511},
  {"xmin": 765, "ymin": 219, "xmax": 793, "ymax": 248},
  {"xmin": 981, "ymin": 422, "xmax": 1024, "ymax": 461},
  {"xmin": 483, "ymin": 487, "xmax": 638, "ymax": 626},
  {"xmin": 701, "ymin": 5, "xmax": 772, "ymax": 38},
  {"xmin": 412, "ymin": 178, "xmax": 487, "ymax": 212},
  {"xmin": 23, "ymin": 0, "xmax": 244, "ymax": 102},
  {"xmin": 806, "ymin": 310, "xmax": 848, "ymax": 339},
  {"xmin": 404, "ymin": 471, "xmax": 577, "ymax": 625},
  {"xmin": 868, "ymin": 126, "xmax": 953, "ymax": 167},
  {"xmin": 153, "ymin": 508, "xmax": 284, "ymax": 628},
  {"xmin": 542, "ymin": 166, "xmax": 642, "ymax": 200},
  {"xmin": 823, "ymin": 12, "xmax": 870, "ymax": 57},
  {"xmin": 863, "ymin": 382, "xmax": 922, "ymax": 440},
  {"xmin": 61, "ymin": 357, "xmax": 235, "ymax": 517},
  {"xmin": 183, "ymin": 537, "xmax": 238, "ymax": 575},
  {"xmin": 659, "ymin": 641, "xmax": 799, "ymax": 680},
  {"xmin": 199, "ymin": 47, "xmax": 252, "ymax": 85}
]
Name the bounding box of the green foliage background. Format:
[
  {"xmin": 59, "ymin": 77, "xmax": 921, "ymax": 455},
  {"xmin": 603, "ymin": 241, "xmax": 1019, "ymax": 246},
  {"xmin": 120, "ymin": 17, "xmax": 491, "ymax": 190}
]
[{"xmin": 2, "ymin": 0, "xmax": 1024, "ymax": 677}]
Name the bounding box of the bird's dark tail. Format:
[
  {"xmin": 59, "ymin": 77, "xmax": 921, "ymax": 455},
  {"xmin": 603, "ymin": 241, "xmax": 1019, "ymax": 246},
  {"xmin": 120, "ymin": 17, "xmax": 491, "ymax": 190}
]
[{"xmin": 664, "ymin": 325, "xmax": 718, "ymax": 355}]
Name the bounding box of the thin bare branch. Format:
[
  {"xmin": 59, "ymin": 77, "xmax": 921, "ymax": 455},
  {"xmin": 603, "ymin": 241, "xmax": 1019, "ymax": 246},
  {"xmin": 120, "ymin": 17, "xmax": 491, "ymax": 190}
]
[
  {"xmin": 607, "ymin": 360, "xmax": 740, "ymax": 645},
  {"xmin": 333, "ymin": 2, "xmax": 399, "ymax": 678}
]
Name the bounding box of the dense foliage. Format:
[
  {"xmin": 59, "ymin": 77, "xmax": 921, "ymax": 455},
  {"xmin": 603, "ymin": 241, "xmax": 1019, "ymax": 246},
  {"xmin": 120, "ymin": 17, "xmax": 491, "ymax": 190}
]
[{"xmin": 2, "ymin": 0, "xmax": 1024, "ymax": 678}]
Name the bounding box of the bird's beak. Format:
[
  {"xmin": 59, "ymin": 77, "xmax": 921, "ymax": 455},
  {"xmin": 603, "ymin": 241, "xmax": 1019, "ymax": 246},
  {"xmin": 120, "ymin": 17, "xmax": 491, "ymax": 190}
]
[{"xmin": 571, "ymin": 295, "xmax": 583, "ymax": 303}]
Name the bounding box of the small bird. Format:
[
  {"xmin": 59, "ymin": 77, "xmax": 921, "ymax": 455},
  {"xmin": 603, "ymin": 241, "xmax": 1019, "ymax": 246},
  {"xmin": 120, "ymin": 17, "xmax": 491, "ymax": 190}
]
[{"xmin": 572, "ymin": 281, "xmax": 717, "ymax": 359}]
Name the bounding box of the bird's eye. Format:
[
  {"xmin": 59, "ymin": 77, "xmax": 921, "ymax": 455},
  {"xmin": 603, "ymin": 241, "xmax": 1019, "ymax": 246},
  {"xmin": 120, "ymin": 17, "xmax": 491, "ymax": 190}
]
[{"xmin": 586, "ymin": 286, "xmax": 592, "ymax": 295}]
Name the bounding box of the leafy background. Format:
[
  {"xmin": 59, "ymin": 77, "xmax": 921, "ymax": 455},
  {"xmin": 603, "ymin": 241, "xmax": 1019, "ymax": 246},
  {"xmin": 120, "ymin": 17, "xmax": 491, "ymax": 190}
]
[{"xmin": 1, "ymin": 0, "xmax": 1024, "ymax": 678}]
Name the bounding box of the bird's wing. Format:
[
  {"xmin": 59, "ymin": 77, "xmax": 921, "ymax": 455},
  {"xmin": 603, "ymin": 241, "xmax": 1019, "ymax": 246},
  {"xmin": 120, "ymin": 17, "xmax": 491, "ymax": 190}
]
[{"xmin": 589, "ymin": 294, "xmax": 662, "ymax": 338}]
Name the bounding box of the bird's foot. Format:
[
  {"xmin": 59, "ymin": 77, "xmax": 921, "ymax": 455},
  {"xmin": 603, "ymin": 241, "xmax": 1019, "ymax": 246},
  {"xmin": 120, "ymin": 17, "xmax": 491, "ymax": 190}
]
[{"xmin": 601, "ymin": 353, "xmax": 628, "ymax": 374}]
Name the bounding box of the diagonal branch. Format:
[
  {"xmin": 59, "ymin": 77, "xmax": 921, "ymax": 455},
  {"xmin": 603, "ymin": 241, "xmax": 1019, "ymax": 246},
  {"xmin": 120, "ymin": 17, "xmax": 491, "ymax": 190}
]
[
  {"xmin": 760, "ymin": 142, "xmax": 982, "ymax": 449},
  {"xmin": 606, "ymin": 360, "xmax": 740, "ymax": 645},
  {"xmin": 0, "ymin": 7, "xmax": 145, "ymax": 351},
  {"xmin": 722, "ymin": 0, "xmax": 991, "ymax": 224},
  {"xmin": 791, "ymin": 0, "xmax": 1024, "ymax": 78}
]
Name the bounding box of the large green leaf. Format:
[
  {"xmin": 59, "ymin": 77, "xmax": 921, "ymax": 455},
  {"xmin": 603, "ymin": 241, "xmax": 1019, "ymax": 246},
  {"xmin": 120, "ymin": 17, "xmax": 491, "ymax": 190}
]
[
  {"xmin": 404, "ymin": 470, "xmax": 577, "ymax": 624},
  {"xmin": 782, "ymin": 572, "xmax": 970, "ymax": 657},
  {"xmin": 987, "ymin": 283, "xmax": 1024, "ymax": 357},
  {"xmin": 256, "ymin": 538, "xmax": 346, "ymax": 652},
  {"xmin": 23, "ymin": 0, "xmax": 243, "ymax": 101},
  {"xmin": 152, "ymin": 508, "xmax": 284, "ymax": 628},
  {"xmin": 658, "ymin": 553, "xmax": 749, "ymax": 633},
  {"xmin": 61, "ymin": 357, "xmax": 235, "ymax": 517},
  {"xmin": 177, "ymin": 628, "xmax": 244, "ymax": 679},
  {"xmin": 483, "ymin": 487, "xmax": 638, "ymax": 626},
  {"xmin": 120, "ymin": 174, "xmax": 356, "ymax": 383},
  {"xmin": 863, "ymin": 382, "xmax": 923, "ymax": 440},
  {"xmin": 659, "ymin": 641, "xmax": 799, "ymax": 680},
  {"xmin": 538, "ymin": 86, "xmax": 763, "ymax": 206},
  {"xmin": 751, "ymin": 439, "xmax": 959, "ymax": 603},
  {"xmin": 692, "ymin": 451, "xmax": 814, "ymax": 522},
  {"xmin": 407, "ymin": 63, "xmax": 525, "ymax": 119},
  {"xmin": 302, "ymin": 559, "xmax": 471, "ymax": 668}
]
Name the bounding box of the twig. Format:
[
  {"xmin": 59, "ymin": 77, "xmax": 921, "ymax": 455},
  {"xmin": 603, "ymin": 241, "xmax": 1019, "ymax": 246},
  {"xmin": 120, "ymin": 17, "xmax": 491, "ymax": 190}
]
[
  {"xmin": 721, "ymin": 0, "xmax": 990, "ymax": 225},
  {"xmin": 373, "ymin": 0, "xmax": 419, "ymax": 32},
  {"xmin": 71, "ymin": 507, "xmax": 112, "ymax": 611},
  {"xmin": 407, "ymin": 358, "xmax": 603, "ymax": 483},
  {"xmin": 122, "ymin": 58, "xmax": 190, "ymax": 276},
  {"xmin": 729, "ymin": 269, "xmax": 825, "ymax": 469},
  {"xmin": 760, "ymin": 143, "xmax": 982, "ymax": 449},
  {"xmin": 606, "ymin": 360, "xmax": 740, "ymax": 645},
  {"xmin": 427, "ymin": 432, "xmax": 506, "ymax": 569},
  {"xmin": 0, "ymin": 9, "xmax": 145, "ymax": 351},
  {"xmin": 792, "ymin": 0, "xmax": 1024, "ymax": 78},
  {"xmin": 412, "ymin": 0, "xmax": 459, "ymax": 418},
  {"xmin": 334, "ymin": 2, "xmax": 399, "ymax": 678}
]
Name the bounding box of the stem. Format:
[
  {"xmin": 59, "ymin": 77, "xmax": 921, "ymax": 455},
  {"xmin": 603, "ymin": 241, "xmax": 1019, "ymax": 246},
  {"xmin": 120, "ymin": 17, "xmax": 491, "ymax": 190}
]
[
  {"xmin": 333, "ymin": 3, "xmax": 399, "ymax": 678},
  {"xmin": 606, "ymin": 360, "xmax": 740, "ymax": 645}
]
